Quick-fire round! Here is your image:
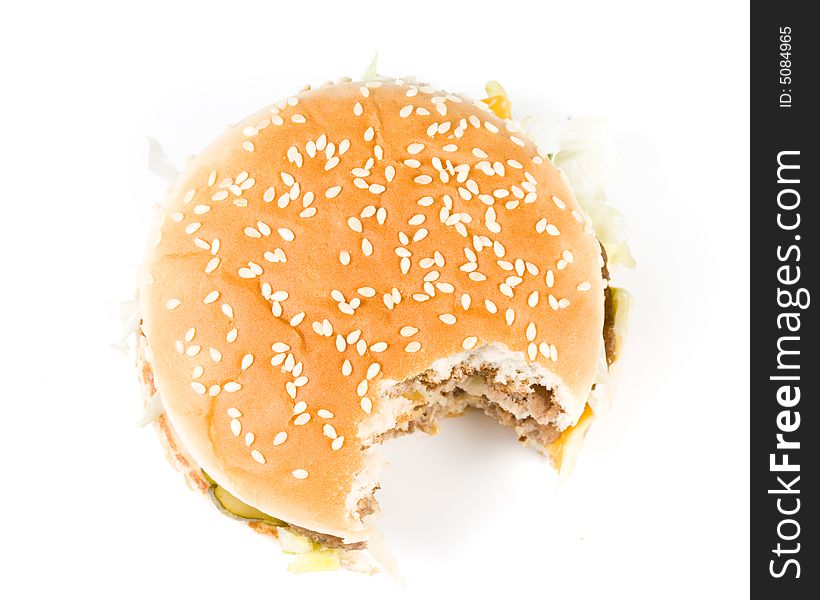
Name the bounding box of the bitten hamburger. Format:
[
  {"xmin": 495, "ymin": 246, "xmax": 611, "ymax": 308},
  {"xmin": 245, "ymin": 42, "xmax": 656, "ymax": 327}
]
[{"xmin": 135, "ymin": 74, "xmax": 632, "ymax": 574}]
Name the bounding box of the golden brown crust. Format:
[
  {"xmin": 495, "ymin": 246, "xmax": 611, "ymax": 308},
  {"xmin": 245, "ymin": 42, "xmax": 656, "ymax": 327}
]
[{"xmin": 138, "ymin": 79, "xmax": 606, "ymax": 539}]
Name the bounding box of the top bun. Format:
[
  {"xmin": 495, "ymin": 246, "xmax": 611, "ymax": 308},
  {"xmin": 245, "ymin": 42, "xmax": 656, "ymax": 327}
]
[{"xmin": 139, "ymin": 78, "xmax": 605, "ymax": 541}]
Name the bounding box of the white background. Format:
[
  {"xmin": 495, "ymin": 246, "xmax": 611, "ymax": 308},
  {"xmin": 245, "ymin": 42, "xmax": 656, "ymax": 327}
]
[{"xmin": 1, "ymin": 1, "xmax": 749, "ymax": 598}]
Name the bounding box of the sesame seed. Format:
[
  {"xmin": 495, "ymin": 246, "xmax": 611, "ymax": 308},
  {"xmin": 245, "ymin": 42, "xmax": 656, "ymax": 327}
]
[
  {"xmin": 546, "ymin": 270, "xmax": 555, "ymax": 288},
  {"xmin": 184, "ymin": 222, "xmax": 201, "ymax": 235},
  {"xmin": 528, "ymin": 290, "xmax": 539, "ymax": 307},
  {"xmin": 224, "ymin": 381, "xmax": 241, "ymax": 393},
  {"xmin": 255, "ymin": 221, "xmax": 271, "ymax": 236},
  {"xmin": 166, "ymin": 298, "xmax": 181, "ymax": 310},
  {"xmin": 405, "ymin": 341, "xmax": 422, "ymax": 353},
  {"xmin": 577, "ymin": 282, "xmax": 592, "ymax": 291},
  {"xmin": 407, "ymin": 143, "xmax": 425, "ymax": 155},
  {"xmin": 548, "ymin": 294, "xmax": 559, "ymax": 310},
  {"xmin": 439, "ymin": 313, "xmax": 457, "ymax": 325},
  {"xmin": 322, "ymin": 185, "xmax": 342, "ymax": 199},
  {"xmin": 317, "ymin": 409, "xmax": 334, "ymax": 419},
  {"xmin": 241, "ymin": 354, "xmax": 254, "ymax": 370},
  {"xmin": 292, "ymin": 469, "xmax": 309, "ymax": 479},
  {"xmin": 293, "ymin": 402, "xmax": 307, "ymax": 415},
  {"xmin": 203, "ymin": 291, "xmax": 219, "ymax": 304},
  {"xmin": 273, "ymin": 432, "xmax": 287, "ymax": 446},
  {"xmin": 245, "ymin": 432, "xmax": 255, "ymax": 447},
  {"xmin": 191, "ymin": 382, "xmax": 206, "ymax": 395},
  {"xmin": 347, "ymin": 217, "xmax": 363, "ymax": 233},
  {"xmin": 546, "ymin": 224, "xmax": 560, "ymax": 236},
  {"xmin": 528, "ymin": 343, "xmax": 537, "ymax": 361},
  {"xmin": 360, "ymin": 397, "xmax": 372, "ymax": 413},
  {"xmin": 323, "ymin": 424, "xmax": 338, "ymax": 439},
  {"xmin": 356, "ymin": 380, "xmax": 369, "ymax": 397},
  {"xmin": 278, "ymin": 228, "xmax": 295, "ymax": 241},
  {"xmin": 526, "ymin": 322, "xmax": 537, "ymax": 341},
  {"xmin": 367, "ymin": 363, "xmax": 381, "ymax": 379},
  {"xmin": 293, "ymin": 412, "xmax": 310, "ymax": 426},
  {"xmin": 205, "ymin": 257, "xmax": 220, "ymax": 273},
  {"xmin": 462, "ymin": 336, "xmax": 478, "ymax": 350},
  {"xmin": 230, "ymin": 419, "xmax": 241, "ymax": 436},
  {"xmin": 370, "ymin": 341, "xmax": 388, "ymax": 352},
  {"xmin": 331, "ymin": 437, "xmax": 345, "ymax": 451},
  {"xmin": 342, "ymin": 359, "xmax": 352, "ymax": 376}
]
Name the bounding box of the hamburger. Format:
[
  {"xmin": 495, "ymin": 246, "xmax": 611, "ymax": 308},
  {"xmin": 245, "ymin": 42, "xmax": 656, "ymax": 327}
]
[{"xmin": 135, "ymin": 73, "xmax": 632, "ymax": 574}]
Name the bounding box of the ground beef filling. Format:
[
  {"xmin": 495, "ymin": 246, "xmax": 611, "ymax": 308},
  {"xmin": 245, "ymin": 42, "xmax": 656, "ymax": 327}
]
[
  {"xmin": 286, "ymin": 523, "xmax": 367, "ymax": 551},
  {"xmin": 379, "ymin": 365, "xmax": 563, "ymax": 448}
]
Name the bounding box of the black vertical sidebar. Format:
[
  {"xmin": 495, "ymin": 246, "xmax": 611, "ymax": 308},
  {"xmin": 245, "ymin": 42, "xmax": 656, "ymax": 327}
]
[{"xmin": 751, "ymin": 3, "xmax": 817, "ymax": 598}]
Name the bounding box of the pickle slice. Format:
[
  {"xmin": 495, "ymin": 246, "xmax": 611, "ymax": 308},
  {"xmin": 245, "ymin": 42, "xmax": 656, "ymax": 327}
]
[{"xmin": 203, "ymin": 470, "xmax": 286, "ymax": 526}]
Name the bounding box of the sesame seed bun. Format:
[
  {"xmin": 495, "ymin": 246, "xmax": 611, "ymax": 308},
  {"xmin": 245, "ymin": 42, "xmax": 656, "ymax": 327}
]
[{"xmin": 138, "ymin": 78, "xmax": 606, "ymax": 543}]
